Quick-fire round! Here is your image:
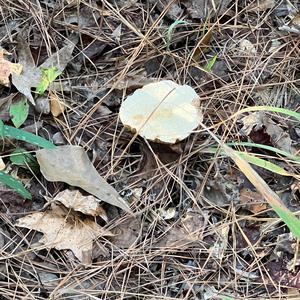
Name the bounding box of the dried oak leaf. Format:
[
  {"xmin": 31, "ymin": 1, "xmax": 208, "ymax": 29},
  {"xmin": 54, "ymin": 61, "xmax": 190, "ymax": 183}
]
[
  {"xmin": 53, "ymin": 189, "xmax": 108, "ymax": 220},
  {"xmin": 16, "ymin": 203, "xmax": 112, "ymax": 264},
  {"xmin": 0, "ymin": 49, "xmax": 22, "ymax": 87},
  {"xmin": 36, "ymin": 145, "xmax": 132, "ymax": 213}
]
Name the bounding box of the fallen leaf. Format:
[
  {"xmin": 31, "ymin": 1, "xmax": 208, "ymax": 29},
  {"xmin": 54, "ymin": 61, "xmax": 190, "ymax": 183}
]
[
  {"xmin": 53, "ymin": 189, "xmax": 108, "ymax": 220},
  {"xmin": 0, "ymin": 49, "xmax": 22, "ymax": 87},
  {"xmin": 12, "ymin": 34, "xmax": 76, "ymax": 104},
  {"xmin": 155, "ymin": 212, "xmax": 206, "ymax": 248},
  {"xmin": 36, "ymin": 145, "xmax": 132, "ymax": 213},
  {"xmin": 191, "ymin": 27, "xmax": 213, "ymax": 61},
  {"xmin": 111, "ymin": 217, "xmax": 141, "ymax": 248},
  {"xmin": 119, "ymin": 80, "xmax": 202, "ymax": 144},
  {"xmin": 16, "ymin": 203, "xmax": 112, "ymax": 264},
  {"xmin": 241, "ymin": 112, "xmax": 294, "ymax": 153},
  {"xmin": 50, "ymin": 91, "xmax": 65, "ymax": 117},
  {"xmin": 9, "ymin": 98, "xmax": 29, "ymax": 128},
  {"xmin": 11, "ymin": 36, "xmax": 42, "ymax": 104},
  {"xmin": 240, "ymin": 188, "xmax": 268, "ymax": 213}
]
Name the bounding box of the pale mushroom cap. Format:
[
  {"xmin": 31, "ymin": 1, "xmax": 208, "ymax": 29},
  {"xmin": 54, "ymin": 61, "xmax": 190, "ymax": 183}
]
[{"xmin": 119, "ymin": 80, "xmax": 203, "ymax": 144}]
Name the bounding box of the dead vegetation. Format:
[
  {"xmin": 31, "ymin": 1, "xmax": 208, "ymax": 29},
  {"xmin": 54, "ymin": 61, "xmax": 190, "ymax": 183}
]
[{"xmin": 0, "ymin": 0, "xmax": 300, "ymax": 299}]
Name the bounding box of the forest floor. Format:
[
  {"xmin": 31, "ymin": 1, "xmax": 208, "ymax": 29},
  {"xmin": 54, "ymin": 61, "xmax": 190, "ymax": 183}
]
[{"xmin": 0, "ymin": 0, "xmax": 300, "ymax": 299}]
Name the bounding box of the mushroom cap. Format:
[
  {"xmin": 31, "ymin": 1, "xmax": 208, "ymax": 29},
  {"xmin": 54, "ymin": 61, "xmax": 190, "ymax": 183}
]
[{"xmin": 119, "ymin": 80, "xmax": 202, "ymax": 144}]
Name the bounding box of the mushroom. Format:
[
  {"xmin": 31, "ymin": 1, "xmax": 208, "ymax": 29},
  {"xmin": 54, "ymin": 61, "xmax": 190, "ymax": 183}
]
[{"xmin": 119, "ymin": 80, "xmax": 203, "ymax": 144}]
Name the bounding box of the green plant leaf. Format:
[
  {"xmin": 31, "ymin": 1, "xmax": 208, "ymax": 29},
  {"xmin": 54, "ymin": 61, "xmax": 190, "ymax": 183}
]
[
  {"xmin": 205, "ymin": 54, "xmax": 218, "ymax": 71},
  {"xmin": 0, "ymin": 171, "xmax": 31, "ymax": 199},
  {"xmin": 10, "ymin": 148, "xmax": 39, "ymax": 172},
  {"xmin": 1, "ymin": 125, "xmax": 55, "ymax": 149},
  {"xmin": 9, "ymin": 98, "xmax": 29, "ymax": 128},
  {"xmin": 36, "ymin": 66, "xmax": 61, "ymax": 95}
]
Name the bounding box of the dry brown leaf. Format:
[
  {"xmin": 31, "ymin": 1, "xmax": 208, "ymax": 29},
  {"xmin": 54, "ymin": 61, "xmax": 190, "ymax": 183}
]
[
  {"xmin": 241, "ymin": 112, "xmax": 293, "ymax": 153},
  {"xmin": 111, "ymin": 217, "xmax": 141, "ymax": 248},
  {"xmin": 53, "ymin": 189, "xmax": 107, "ymax": 221},
  {"xmin": 53, "ymin": 189, "xmax": 108, "ymax": 220},
  {"xmin": 50, "ymin": 91, "xmax": 65, "ymax": 117},
  {"xmin": 240, "ymin": 188, "xmax": 268, "ymax": 214},
  {"xmin": 36, "ymin": 145, "xmax": 132, "ymax": 213},
  {"xmin": 16, "ymin": 203, "xmax": 112, "ymax": 264},
  {"xmin": 0, "ymin": 50, "xmax": 22, "ymax": 87},
  {"xmin": 155, "ymin": 212, "xmax": 206, "ymax": 248},
  {"xmin": 191, "ymin": 28, "xmax": 213, "ymax": 61}
]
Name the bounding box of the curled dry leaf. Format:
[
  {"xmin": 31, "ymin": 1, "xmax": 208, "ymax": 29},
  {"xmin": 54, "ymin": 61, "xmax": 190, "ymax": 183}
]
[
  {"xmin": 50, "ymin": 91, "xmax": 65, "ymax": 117},
  {"xmin": 119, "ymin": 80, "xmax": 202, "ymax": 144},
  {"xmin": 54, "ymin": 189, "xmax": 108, "ymax": 221},
  {"xmin": 0, "ymin": 49, "xmax": 22, "ymax": 87},
  {"xmin": 16, "ymin": 203, "xmax": 112, "ymax": 264},
  {"xmin": 241, "ymin": 112, "xmax": 294, "ymax": 153},
  {"xmin": 36, "ymin": 145, "xmax": 132, "ymax": 213}
]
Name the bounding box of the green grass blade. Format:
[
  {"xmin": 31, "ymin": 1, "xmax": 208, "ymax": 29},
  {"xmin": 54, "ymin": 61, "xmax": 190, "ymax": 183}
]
[
  {"xmin": 237, "ymin": 152, "xmax": 290, "ymax": 176},
  {"xmin": 273, "ymin": 205, "xmax": 300, "ymax": 241},
  {"xmin": 166, "ymin": 20, "xmax": 189, "ymax": 50},
  {"xmin": 0, "ymin": 171, "xmax": 32, "ymax": 199},
  {"xmin": 204, "ymin": 54, "xmax": 218, "ymax": 71},
  {"xmin": 227, "ymin": 142, "xmax": 300, "ymax": 163},
  {"xmin": 237, "ymin": 106, "xmax": 300, "ymax": 121},
  {"xmin": 2, "ymin": 125, "xmax": 55, "ymax": 149},
  {"xmin": 207, "ymin": 147, "xmax": 292, "ymax": 176}
]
